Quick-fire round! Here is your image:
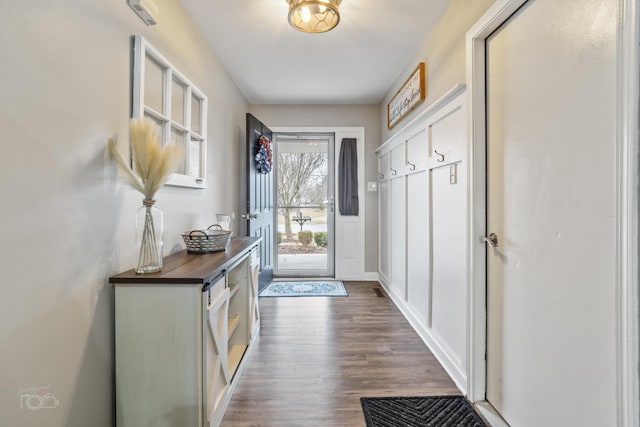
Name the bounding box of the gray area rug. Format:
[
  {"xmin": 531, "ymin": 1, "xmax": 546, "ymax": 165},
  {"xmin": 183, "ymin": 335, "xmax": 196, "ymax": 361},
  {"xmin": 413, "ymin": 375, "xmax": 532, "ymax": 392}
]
[
  {"xmin": 259, "ymin": 280, "xmax": 348, "ymax": 297},
  {"xmin": 361, "ymin": 396, "xmax": 486, "ymax": 427}
]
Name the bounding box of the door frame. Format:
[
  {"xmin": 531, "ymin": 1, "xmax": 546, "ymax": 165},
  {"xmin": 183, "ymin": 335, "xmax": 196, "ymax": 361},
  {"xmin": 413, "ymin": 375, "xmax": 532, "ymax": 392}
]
[
  {"xmin": 271, "ymin": 126, "xmax": 366, "ymax": 280},
  {"xmin": 465, "ymin": 1, "xmax": 639, "ymax": 426}
]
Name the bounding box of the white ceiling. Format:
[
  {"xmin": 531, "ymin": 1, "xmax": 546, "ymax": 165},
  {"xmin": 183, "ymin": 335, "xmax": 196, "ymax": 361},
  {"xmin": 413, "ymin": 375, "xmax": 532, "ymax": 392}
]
[{"xmin": 178, "ymin": 0, "xmax": 450, "ymax": 105}]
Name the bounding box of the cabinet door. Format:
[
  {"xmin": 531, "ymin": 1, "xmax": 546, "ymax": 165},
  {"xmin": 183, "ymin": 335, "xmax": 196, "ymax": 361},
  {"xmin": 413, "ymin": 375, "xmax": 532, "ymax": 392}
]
[
  {"xmin": 248, "ymin": 247, "xmax": 260, "ymax": 342},
  {"xmin": 203, "ymin": 279, "xmax": 230, "ymax": 426}
]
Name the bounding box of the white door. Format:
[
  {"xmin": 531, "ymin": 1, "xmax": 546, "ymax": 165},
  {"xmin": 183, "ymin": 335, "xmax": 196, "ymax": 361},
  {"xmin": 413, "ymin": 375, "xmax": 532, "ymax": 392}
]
[{"xmin": 486, "ymin": 0, "xmax": 617, "ymax": 425}]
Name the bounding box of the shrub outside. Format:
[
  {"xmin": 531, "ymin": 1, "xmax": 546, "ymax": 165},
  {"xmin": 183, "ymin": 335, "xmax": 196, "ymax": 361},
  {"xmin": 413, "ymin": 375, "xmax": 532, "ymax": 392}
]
[
  {"xmin": 298, "ymin": 230, "xmax": 313, "ymax": 246},
  {"xmin": 314, "ymin": 231, "xmax": 328, "ymax": 247}
]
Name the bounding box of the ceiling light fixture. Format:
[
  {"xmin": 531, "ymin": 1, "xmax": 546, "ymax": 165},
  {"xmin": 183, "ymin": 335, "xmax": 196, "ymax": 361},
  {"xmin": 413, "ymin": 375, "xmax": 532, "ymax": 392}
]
[{"xmin": 286, "ymin": 0, "xmax": 342, "ymax": 33}]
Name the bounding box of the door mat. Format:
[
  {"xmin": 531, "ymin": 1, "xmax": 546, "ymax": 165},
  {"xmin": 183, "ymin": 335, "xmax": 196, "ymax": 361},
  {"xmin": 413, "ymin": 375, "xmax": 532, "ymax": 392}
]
[
  {"xmin": 259, "ymin": 281, "xmax": 347, "ymax": 297},
  {"xmin": 360, "ymin": 396, "xmax": 486, "ymax": 427}
]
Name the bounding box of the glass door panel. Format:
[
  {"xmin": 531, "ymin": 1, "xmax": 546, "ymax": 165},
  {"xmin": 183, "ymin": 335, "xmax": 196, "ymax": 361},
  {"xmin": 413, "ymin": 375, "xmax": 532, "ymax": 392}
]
[{"xmin": 274, "ymin": 135, "xmax": 334, "ymax": 277}]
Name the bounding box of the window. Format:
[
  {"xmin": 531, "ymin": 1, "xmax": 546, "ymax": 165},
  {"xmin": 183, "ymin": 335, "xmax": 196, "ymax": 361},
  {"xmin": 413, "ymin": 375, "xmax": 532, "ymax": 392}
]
[{"xmin": 132, "ymin": 35, "xmax": 208, "ymax": 188}]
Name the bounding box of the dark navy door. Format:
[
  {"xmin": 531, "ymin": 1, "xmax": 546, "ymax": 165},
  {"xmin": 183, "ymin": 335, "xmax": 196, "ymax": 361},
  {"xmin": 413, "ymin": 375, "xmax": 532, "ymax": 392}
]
[{"xmin": 245, "ymin": 113, "xmax": 274, "ymax": 291}]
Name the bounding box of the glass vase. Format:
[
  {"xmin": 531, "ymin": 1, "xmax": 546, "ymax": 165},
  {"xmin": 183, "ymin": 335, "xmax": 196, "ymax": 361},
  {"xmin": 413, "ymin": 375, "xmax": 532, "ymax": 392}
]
[{"xmin": 135, "ymin": 199, "xmax": 163, "ymax": 274}]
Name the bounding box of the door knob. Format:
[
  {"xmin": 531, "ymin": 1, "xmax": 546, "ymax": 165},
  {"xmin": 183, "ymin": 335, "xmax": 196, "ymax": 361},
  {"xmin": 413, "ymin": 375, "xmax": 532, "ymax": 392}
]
[
  {"xmin": 242, "ymin": 213, "xmax": 259, "ymax": 219},
  {"xmin": 484, "ymin": 233, "xmax": 499, "ymax": 247}
]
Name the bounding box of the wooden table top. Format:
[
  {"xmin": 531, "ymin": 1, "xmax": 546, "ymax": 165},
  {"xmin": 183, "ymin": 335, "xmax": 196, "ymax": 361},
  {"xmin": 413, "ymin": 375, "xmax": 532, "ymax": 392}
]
[{"xmin": 109, "ymin": 236, "xmax": 261, "ymax": 285}]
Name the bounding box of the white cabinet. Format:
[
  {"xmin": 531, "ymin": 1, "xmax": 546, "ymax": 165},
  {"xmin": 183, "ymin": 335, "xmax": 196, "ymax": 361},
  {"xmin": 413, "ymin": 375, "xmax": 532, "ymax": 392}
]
[
  {"xmin": 376, "ymin": 86, "xmax": 469, "ymax": 392},
  {"xmin": 111, "ymin": 237, "xmax": 261, "ymax": 427},
  {"xmin": 204, "ymin": 276, "xmax": 230, "ymax": 424}
]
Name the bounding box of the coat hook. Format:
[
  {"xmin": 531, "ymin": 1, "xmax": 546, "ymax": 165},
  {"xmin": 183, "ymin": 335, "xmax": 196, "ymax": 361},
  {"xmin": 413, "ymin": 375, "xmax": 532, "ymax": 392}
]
[{"xmin": 434, "ymin": 150, "xmax": 445, "ymax": 162}]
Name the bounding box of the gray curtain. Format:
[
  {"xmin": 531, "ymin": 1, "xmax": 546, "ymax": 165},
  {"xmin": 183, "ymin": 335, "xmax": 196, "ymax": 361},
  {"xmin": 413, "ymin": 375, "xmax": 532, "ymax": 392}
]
[{"xmin": 338, "ymin": 138, "xmax": 359, "ymax": 216}]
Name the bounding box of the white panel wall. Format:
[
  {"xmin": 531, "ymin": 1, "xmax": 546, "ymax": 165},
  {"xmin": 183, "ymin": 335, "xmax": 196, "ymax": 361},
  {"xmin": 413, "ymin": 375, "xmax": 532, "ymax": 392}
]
[
  {"xmin": 431, "ymin": 161, "xmax": 466, "ymax": 373},
  {"xmin": 406, "ymin": 169, "xmax": 430, "ymax": 325},
  {"xmin": 390, "ymin": 174, "xmax": 407, "ymax": 298},
  {"xmin": 377, "ymin": 86, "xmax": 468, "ymax": 391},
  {"xmin": 378, "ymin": 153, "xmax": 391, "ymax": 283}
]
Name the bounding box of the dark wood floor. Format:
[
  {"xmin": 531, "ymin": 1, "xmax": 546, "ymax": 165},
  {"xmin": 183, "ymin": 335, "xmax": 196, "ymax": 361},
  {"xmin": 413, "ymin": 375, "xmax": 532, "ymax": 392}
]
[{"xmin": 221, "ymin": 281, "xmax": 460, "ymax": 426}]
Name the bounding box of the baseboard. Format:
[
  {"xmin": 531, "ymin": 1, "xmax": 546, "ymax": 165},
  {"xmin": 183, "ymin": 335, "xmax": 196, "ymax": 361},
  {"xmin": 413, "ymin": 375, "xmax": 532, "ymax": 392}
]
[
  {"xmin": 364, "ymin": 272, "xmax": 379, "ymax": 281},
  {"xmin": 475, "ymin": 401, "xmax": 509, "ymax": 427},
  {"xmin": 378, "ymin": 279, "xmax": 468, "ymax": 394},
  {"xmin": 335, "ymin": 272, "xmax": 381, "ymax": 281}
]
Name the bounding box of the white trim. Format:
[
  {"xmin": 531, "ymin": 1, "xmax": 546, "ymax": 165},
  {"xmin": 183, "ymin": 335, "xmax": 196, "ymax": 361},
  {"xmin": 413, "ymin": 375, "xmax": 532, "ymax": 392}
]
[
  {"xmin": 616, "ymin": 1, "xmax": 640, "ymax": 426},
  {"xmin": 466, "ymin": 0, "xmax": 530, "ymax": 402},
  {"xmin": 466, "ymin": 1, "xmax": 640, "ymax": 425},
  {"xmin": 378, "ymin": 278, "xmax": 468, "ymax": 393},
  {"xmin": 364, "ymin": 272, "xmax": 380, "ymax": 281},
  {"xmin": 271, "ymin": 127, "xmax": 366, "ymax": 281},
  {"xmin": 475, "ymin": 401, "xmax": 510, "ymax": 427}
]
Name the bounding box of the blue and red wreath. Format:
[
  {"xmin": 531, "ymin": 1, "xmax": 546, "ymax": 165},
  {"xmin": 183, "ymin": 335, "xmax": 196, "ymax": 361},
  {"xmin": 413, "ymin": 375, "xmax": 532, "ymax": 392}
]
[{"xmin": 255, "ymin": 135, "xmax": 272, "ymax": 174}]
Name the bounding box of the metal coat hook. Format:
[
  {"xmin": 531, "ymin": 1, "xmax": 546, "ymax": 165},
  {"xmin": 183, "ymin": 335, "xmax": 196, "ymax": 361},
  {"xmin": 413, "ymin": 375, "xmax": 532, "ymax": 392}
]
[
  {"xmin": 407, "ymin": 161, "xmax": 416, "ymax": 171},
  {"xmin": 434, "ymin": 150, "xmax": 445, "ymax": 162}
]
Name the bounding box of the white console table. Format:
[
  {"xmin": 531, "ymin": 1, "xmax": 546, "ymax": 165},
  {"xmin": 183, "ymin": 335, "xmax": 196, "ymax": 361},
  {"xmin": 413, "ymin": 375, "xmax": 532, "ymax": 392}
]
[{"xmin": 110, "ymin": 237, "xmax": 261, "ymax": 427}]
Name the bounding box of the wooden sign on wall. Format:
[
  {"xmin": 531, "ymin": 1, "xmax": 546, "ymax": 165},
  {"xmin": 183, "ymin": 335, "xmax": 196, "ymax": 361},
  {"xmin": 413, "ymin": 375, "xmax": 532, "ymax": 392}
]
[{"xmin": 387, "ymin": 62, "xmax": 426, "ymax": 129}]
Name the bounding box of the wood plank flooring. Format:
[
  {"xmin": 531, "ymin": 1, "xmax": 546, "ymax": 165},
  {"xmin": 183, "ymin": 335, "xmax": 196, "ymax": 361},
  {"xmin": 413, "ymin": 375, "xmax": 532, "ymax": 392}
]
[{"xmin": 221, "ymin": 281, "xmax": 460, "ymax": 426}]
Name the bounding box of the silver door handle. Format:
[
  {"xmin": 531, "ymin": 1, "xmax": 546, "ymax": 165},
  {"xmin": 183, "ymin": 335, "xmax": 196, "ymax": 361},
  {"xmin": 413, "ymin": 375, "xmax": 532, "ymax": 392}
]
[
  {"xmin": 484, "ymin": 233, "xmax": 499, "ymax": 247},
  {"xmin": 242, "ymin": 213, "xmax": 259, "ymax": 219}
]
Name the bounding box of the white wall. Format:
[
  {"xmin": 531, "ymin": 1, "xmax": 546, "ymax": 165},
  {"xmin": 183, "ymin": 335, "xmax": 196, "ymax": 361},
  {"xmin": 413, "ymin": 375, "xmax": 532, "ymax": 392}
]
[
  {"xmin": 379, "ymin": 0, "xmax": 495, "ymax": 142},
  {"xmin": 0, "ymin": 1, "xmax": 248, "ymax": 426},
  {"xmin": 249, "ymin": 104, "xmax": 380, "ymax": 274}
]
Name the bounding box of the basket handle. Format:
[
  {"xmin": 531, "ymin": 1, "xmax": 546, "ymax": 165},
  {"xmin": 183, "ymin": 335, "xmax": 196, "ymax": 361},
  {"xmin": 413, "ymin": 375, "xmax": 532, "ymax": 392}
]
[
  {"xmin": 189, "ymin": 230, "xmax": 209, "ymax": 240},
  {"xmin": 207, "ymin": 224, "xmax": 223, "ymax": 231}
]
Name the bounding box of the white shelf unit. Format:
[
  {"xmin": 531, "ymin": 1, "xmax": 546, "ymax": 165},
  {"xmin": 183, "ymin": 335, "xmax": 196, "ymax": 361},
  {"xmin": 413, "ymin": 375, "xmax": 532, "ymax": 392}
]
[{"xmin": 112, "ymin": 237, "xmax": 260, "ymax": 427}]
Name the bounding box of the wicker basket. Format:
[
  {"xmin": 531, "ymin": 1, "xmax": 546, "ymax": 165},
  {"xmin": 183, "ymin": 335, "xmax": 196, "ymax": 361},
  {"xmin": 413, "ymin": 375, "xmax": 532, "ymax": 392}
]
[{"xmin": 182, "ymin": 225, "xmax": 232, "ymax": 253}]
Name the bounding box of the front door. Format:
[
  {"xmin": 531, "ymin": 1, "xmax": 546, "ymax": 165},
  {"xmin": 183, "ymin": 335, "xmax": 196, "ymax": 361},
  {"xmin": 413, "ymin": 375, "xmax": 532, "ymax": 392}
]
[
  {"xmin": 246, "ymin": 113, "xmax": 274, "ymax": 291},
  {"xmin": 485, "ymin": 0, "xmax": 617, "ymax": 425},
  {"xmin": 273, "ymin": 133, "xmax": 335, "ymax": 277}
]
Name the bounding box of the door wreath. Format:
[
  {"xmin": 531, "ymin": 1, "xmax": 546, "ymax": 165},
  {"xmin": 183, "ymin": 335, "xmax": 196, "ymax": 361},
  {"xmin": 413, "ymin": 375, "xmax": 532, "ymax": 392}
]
[{"xmin": 255, "ymin": 135, "xmax": 272, "ymax": 174}]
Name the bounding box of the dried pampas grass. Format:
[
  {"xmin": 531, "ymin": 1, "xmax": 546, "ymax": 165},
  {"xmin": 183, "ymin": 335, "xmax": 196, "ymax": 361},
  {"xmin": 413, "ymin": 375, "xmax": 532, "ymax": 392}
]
[{"xmin": 108, "ymin": 118, "xmax": 183, "ymax": 200}]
